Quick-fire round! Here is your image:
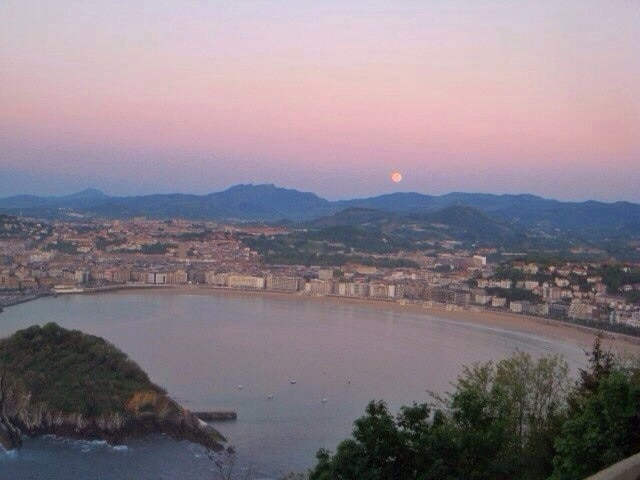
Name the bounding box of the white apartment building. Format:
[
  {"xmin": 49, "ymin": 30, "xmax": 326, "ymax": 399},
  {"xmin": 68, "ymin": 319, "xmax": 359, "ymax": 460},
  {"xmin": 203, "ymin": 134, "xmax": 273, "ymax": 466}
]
[{"xmin": 227, "ymin": 275, "xmax": 265, "ymax": 289}]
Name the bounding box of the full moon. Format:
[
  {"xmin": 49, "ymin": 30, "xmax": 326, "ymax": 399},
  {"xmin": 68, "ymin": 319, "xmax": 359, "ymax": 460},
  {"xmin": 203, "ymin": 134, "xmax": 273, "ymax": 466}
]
[{"xmin": 391, "ymin": 171, "xmax": 403, "ymax": 183}]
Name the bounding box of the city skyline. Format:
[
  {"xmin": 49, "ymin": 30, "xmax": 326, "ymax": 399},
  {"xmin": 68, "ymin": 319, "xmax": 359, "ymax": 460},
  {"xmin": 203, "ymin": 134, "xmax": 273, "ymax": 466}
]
[{"xmin": 2, "ymin": 1, "xmax": 639, "ymax": 201}]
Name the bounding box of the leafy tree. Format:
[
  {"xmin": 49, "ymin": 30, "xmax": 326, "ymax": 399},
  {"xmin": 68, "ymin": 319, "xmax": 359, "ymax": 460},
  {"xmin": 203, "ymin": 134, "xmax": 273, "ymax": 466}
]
[
  {"xmin": 551, "ymin": 371, "xmax": 640, "ymax": 479},
  {"xmin": 550, "ymin": 335, "xmax": 640, "ymax": 479},
  {"xmin": 309, "ymin": 352, "xmax": 570, "ymax": 480}
]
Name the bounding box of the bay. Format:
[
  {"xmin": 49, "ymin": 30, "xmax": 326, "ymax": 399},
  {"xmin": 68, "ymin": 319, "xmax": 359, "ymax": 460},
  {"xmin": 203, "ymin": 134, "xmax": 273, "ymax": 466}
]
[{"xmin": 0, "ymin": 291, "xmax": 587, "ymax": 479}]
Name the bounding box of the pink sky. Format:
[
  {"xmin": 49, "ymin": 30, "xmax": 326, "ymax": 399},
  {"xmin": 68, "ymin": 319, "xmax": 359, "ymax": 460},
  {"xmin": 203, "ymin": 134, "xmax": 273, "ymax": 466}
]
[{"xmin": 1, "ymin": 1, "xmax": 638, "ymax": 200}]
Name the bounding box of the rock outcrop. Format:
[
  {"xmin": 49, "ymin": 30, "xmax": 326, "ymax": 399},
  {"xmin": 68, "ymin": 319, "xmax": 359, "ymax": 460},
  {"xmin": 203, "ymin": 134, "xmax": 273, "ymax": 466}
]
[{"xmin": 0, "ymin": 385, "xmax": 225, "ymax": 452}]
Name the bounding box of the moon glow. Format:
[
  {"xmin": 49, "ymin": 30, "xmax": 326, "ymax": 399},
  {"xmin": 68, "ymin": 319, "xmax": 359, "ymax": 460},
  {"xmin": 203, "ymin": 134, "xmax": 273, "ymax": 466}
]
[{"xmin": 391, "ymin": 171, "xmax": 403, "ymax": 183}]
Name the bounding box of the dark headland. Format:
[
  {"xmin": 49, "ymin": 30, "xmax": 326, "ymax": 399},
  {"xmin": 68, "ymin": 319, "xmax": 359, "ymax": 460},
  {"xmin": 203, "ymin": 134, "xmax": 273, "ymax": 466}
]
[{"xmin": 0, "ymin": 323, "xmax": 225, "ymax": 451}]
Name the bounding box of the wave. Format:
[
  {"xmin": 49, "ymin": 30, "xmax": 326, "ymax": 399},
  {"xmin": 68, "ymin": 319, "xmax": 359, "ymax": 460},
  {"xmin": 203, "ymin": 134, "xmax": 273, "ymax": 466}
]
[
  {"xmin": 0, "ymin": 444, "xmax": 19, "ymax": 459},
  {"xmin": 40, "ymin": 435, "xmax": 130, "ymax": 453}
]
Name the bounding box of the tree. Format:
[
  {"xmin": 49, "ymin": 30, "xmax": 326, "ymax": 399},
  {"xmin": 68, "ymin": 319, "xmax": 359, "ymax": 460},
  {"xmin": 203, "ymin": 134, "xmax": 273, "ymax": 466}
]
[
  {"xmin": 309, "ymin": 352, "xmax": 570, "ymax": 480},
  {"xmin": 550, "ymin": 336, "xmax": 640, "ymax": 479},
  {"xmin": 577, "ymin": 334, "xmax": 616, "ymax": 397},
  {"xmin": 551, "ymin": 371, "xmax": 640, "ymax": 480}
]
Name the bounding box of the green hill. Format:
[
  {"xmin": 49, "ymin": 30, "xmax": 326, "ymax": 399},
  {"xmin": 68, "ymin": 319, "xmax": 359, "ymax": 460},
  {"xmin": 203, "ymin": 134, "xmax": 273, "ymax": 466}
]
[
  {"xmin": 0, "ymin": 323, "xmax": 162, "ymax": 416},
  {"xmin": 0, "ymin": 323, "xmax": 224, "ymax": 451}
]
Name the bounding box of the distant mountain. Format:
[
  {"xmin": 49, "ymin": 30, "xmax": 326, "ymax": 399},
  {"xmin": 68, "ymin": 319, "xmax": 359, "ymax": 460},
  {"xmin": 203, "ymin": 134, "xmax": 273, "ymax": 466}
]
[
  {"xmin": 0, "ymin": 184, "xmax": 639, "ymax": 238},
  {"xmin": 64, "ymin": 188, "xmax": 108, "ymax": 200},
  {"xmin": 82, "ymin": 184, "xmax": 332, "ymax": 221},
  {"xmin": 0, "ymin": 188, "xmax": 108, "ymax": 209}
]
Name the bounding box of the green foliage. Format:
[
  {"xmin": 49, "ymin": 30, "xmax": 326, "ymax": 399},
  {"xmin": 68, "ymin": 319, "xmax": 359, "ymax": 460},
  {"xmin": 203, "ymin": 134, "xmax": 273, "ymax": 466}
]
[
  {"xmin": 625, "ymin": 289, "xmax": 640, "ymax": 304},
  {"xmin": 244, "ymin": 234, "xmax": 417, "ymax": 267},
  {"xmin": 575, "ymin": 334, "xmax": 617, "ymax": 400},
  {"xmin": 43, "ymin": 240, "xmax": 78, "ymax": 254},
  {"xmin": 487, "ymin": 287, "xmax": 542, "ymax": 304},
  {"xmin": 95, "ymin": 236, "xmax": 125, "ymax": 251},
  {"xmin": 0, "ymin": 323, "xmax": 163, "ymax": 416},
  {"xmin": 310, "ymin": 339, "xmax": 640, "ymax": 480},
  {"xmin": 140, "ymin": 243, "xmax": 175, "ymax": 254},
  {"xmin": 310, "ymin": 340, "xmax": 640, "ymax": 480},
  {"xmin": 494, "ymin": 265, "xmax": 524, "ymax": 283},
  {"xmin": 549, "ymin": 335, "xmax": 639, "ymax": 479},
  {"xmin": 309, "ymin": 352, "xmax": 570, "ymax": 480},
  {"xmin": 551, "ymin": 372, "xmax": 640, "ymax": 479},
  {"xmin": 599, "ymin": 265, "xmax": 640, "ymax": 294},
  {"xmin": 176, "ymin": 230, "xmax": 212, "ymax": 241}
]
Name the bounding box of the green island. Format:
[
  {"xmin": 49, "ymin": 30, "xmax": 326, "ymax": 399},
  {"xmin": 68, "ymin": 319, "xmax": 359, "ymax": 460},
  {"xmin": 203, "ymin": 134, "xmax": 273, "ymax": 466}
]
[{"xmin": 0, "ymin": 323, "xmax": 225, "ymax": 451}]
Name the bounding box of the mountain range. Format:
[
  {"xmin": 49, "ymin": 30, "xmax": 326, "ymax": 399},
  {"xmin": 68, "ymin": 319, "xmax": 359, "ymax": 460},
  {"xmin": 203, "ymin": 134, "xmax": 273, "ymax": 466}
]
[{"xmin": 1, "ymin": 184, "xmax": 639, "ymax": 237}]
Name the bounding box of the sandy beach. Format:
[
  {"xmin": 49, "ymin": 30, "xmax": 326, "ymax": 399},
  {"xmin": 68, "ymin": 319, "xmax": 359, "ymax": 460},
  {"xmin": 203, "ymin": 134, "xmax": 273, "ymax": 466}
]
[{"xmin": 104, "ymin": 284, "xmax": 640, "ymax": 356}]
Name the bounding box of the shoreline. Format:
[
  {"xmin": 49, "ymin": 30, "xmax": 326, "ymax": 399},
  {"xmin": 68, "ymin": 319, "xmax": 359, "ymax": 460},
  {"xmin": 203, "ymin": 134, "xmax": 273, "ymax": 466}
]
[
  {"xmin": 0, "ymin": 292, "xmax": 50, "ymax": 310},
  {"xmin": 101, "ymin": 284, "xmax": 640, "ymax": 355},
  {"xmin": 7, "ymin": 283, "xmax": 639, "ymax": 355}
]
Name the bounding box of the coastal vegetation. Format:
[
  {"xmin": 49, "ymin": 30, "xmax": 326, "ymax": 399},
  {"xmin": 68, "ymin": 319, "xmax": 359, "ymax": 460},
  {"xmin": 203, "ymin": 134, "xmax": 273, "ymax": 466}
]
[
  {"xmin": 0, "ymin": 322, "xmax": 163, "ymax": 415},
  {"xmin": 0, "ymin": 323, "xmax": 224, "ymax": 451},
  {"xmin": 307, "ymin": 337, "xmax": 640, "ymax": 480}
]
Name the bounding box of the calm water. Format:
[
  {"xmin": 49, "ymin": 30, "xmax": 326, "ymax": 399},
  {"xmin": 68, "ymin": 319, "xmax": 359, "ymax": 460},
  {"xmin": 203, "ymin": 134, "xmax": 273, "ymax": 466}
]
[{"xmin": 0, "ymin": 292, "xmax": 587, "ymax": 479}]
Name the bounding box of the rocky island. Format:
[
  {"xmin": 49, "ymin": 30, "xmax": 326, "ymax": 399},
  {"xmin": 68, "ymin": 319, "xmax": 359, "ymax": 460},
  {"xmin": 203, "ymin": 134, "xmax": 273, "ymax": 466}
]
[{"xmin": 0, "ymin": 323, "xmax": 225, "ymax": 451}]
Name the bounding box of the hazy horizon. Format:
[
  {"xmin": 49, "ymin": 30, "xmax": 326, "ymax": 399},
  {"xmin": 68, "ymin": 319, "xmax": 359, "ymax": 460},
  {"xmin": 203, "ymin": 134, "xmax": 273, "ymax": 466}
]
[{"xmin": 2, "ymin": 1, "xmax": 639, "ymax": 201}]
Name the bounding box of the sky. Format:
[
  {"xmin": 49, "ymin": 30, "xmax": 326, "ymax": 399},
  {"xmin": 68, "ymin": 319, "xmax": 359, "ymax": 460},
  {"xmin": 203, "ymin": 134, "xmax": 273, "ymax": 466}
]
[{"xmin": 1, "ymin": 1, "xmax": 639, "ymax": 201}]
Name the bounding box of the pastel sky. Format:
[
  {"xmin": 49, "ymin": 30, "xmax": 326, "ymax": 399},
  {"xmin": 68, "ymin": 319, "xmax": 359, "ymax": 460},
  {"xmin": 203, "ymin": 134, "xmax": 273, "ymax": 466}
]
[{"xmin": 1, "ymin": 1, "xmax": 639, "ymax": 201}]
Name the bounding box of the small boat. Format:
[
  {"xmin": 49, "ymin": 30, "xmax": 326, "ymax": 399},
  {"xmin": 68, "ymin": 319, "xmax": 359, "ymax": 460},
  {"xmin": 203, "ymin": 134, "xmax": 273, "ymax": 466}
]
[
  {"xmin": 321, "ymin": 398, "xmax": 328, "ymax": 403},
  {"xmin": 266, "ymin": 395, "xmax": 274, "ymax": 399},
  {"xmin": 237, "ymin": 385, "xmax": 245, "ymax": 390},
  {"xmin": 290, "ymin": 380, "xmax": 297, "ymax": 385}
]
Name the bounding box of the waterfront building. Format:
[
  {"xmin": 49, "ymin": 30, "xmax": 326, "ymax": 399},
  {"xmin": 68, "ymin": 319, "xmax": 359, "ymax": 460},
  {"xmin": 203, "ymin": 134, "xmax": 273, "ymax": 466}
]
[
  {"xmin": 205, "ymin": 272, "xmax": 229, "ymax": 286},
  {"xmin": 568, "ymin": 300, "xmax": 598, "ymax": 321},
  {"xmin": 74, "ymin": 269, "xmax": 90, "ymax": 285},
  {"xmin": 491, "ymin": 297, "xmax": 507, "ymax": 308},
  {"xmin": 147, "ymin": 272, "xmax": 167, "ymax": 284},
  {"xmin": 165, "ymin": 269, "xmax": 187, "ymax": 284},
  {"xmin": 112, "ymin": 268, "xmax": 131, "ymax": 283},
  {"xmin": 509, "ymin": 301, "xmax": 529, "ymax": 314},
  {"xmin": 227, "ymin": 275, "xmax": 265, "ymax": 289},
  {"xmin": 369, "ymin": 283, "xmax": 396, "ymax": 299},
  {"xmin": 423, "ymin": 287, "xmax": 471, "ymax": 306},
  {"xmin": 318, "ymin": 269, "xmax": 334, "ymax": 281},
  {"xmin": 304, "ymin": 279, "xmax": 334, "ymax": 296},
  {"xmin": 473, "ymin": 291, "xmax": 493, "ymax": 305},
  {"xmin": 266, "ymin": 275, "xmax": 301, "ymax": 292},
  {"xmin": 336, "ymin": 281, "xmax": 370, "ymax": 297}
]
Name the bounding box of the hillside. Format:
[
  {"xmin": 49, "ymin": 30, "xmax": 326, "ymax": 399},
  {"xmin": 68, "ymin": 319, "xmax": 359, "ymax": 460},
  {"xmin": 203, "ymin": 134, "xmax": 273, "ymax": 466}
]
[
  {"xmin": 244, "ymin": 205, "xmax": 531, "ymax": 266},
  {"xmin": 0, "ymin": 323, "xmax": 224, "ymax": 451},
  {"xmin": 307, "ymin": 205, "xmax": 526, "ymax": 247}
]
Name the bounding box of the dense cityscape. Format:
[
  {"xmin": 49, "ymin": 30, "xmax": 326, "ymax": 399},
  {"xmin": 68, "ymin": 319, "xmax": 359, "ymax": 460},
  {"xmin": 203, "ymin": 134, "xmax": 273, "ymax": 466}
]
[{"xmin": 2, "ymin": 213, "xmax": 639, "ymax": 334}]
